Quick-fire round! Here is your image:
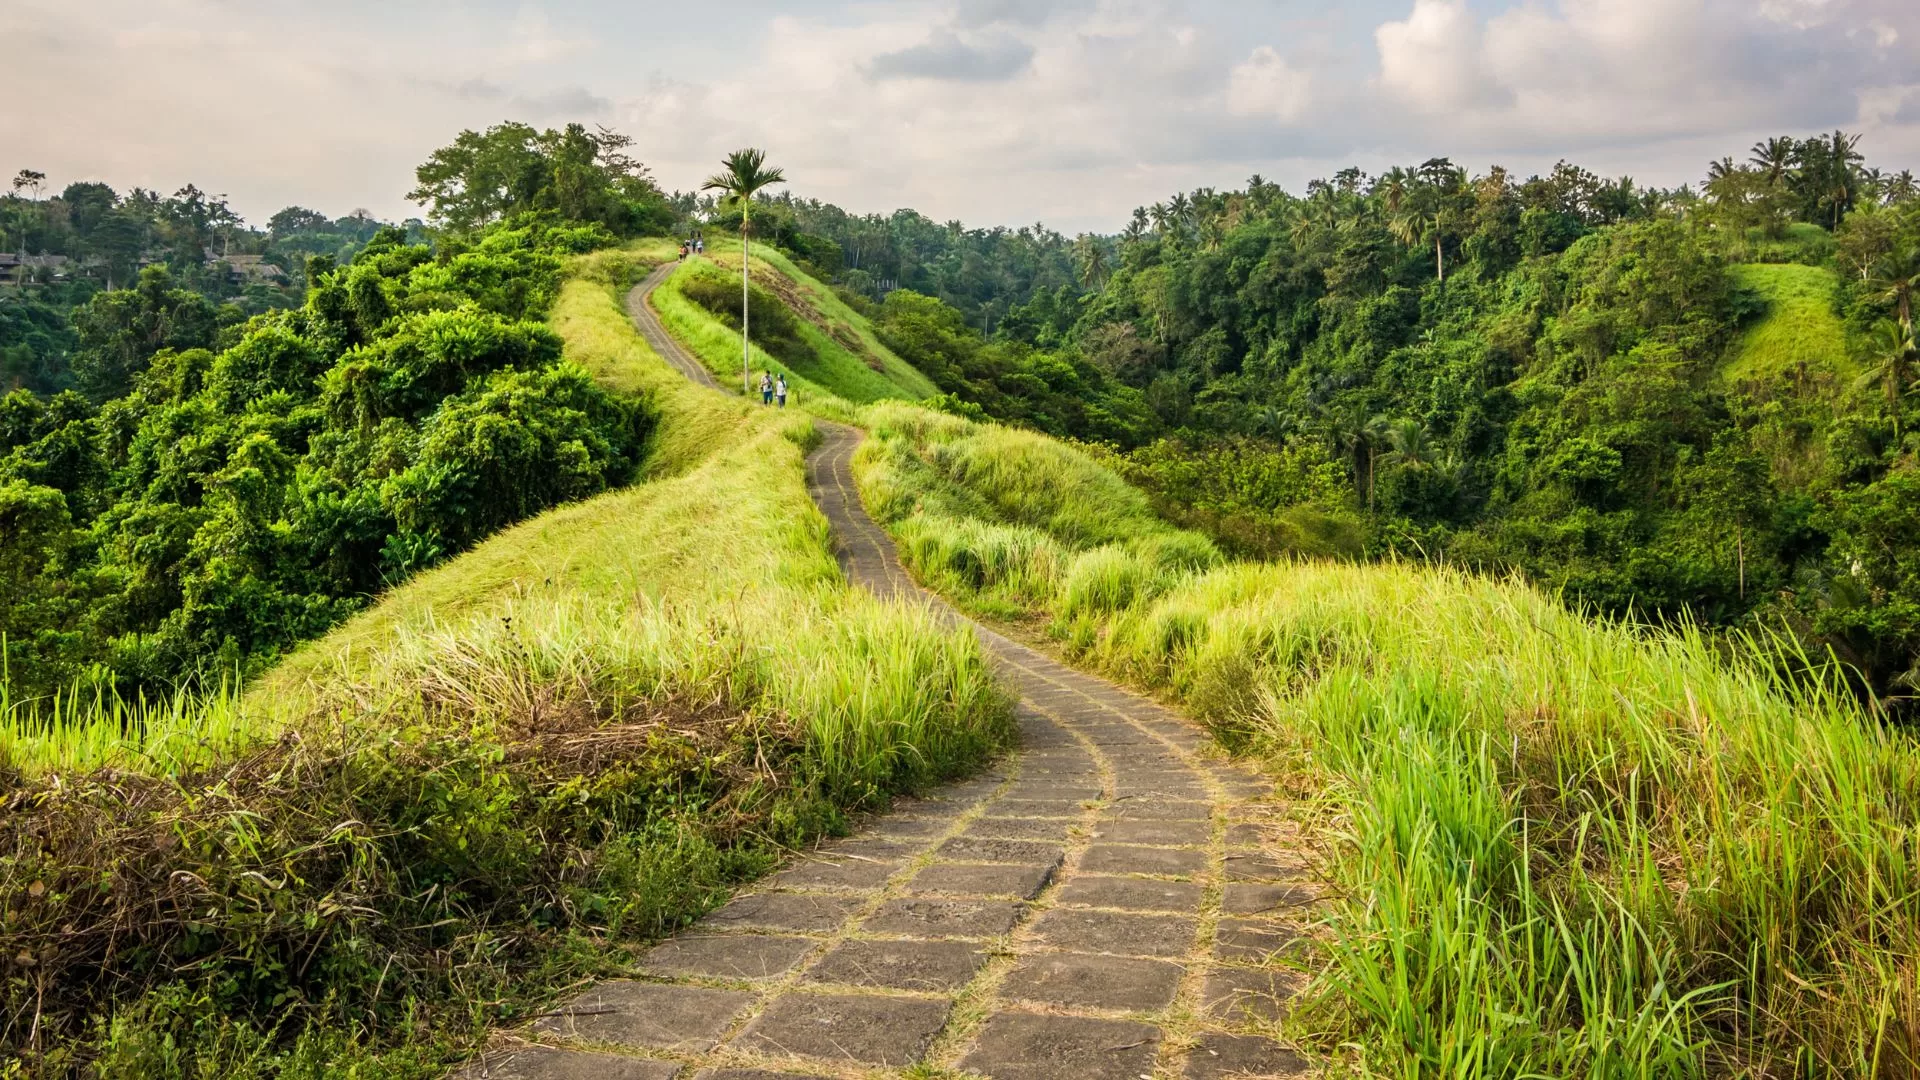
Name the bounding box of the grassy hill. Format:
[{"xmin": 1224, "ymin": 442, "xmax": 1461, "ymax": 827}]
[
  {"xmin": 1723, "ymin": 262, "xmax": 1857, "ymax": 385},
  {"xmin": 1, "ymin": 244, "xmax": 1005, "ymax": 1076},
  {"xmin": 649, "ymin": 239, "xmax": 936, "ymax": 408},
  {"xmin": 850, "ymin": 398, "xmax": 1920, "ymax": 1076}
]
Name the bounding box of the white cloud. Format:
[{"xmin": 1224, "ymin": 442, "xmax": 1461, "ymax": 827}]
[
  {"xmin": 1375, "ymin": 0, "xmax": 1505, "ymax": 112},
  {"xmin": 1227, "ymin": 46, "xmax": 1311, "ymax": 121},
  {"xmin": 2, "ymin": 0, "xmax": 1917, "ymax": 234}
]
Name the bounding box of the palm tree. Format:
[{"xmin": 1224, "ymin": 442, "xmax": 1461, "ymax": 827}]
[
  {"xmin": 1072, "ymin": 234, "xmax": 1110, "ymax": 289},
  {"xmin": 1857, "ymin": 319, "xmax": 1917, "ymax": 437},
  {"xmin": 702, "ymin": 148, "xmax": 787, "ymax": 393},
  {"xmin": 1390, "ymin": 195, "xmax": 1445, "ymax": 281},
  {"xmin": 1379, "ymin": 418, "xmax": 1436, "ymax": 470},
  {"xmin": 1748, "ymin": 137, "xmax": 1796, "ymax": 185},
  {"xmin": 1870, "ymin": 232, "xmax": 1920, "ymax": 337}
]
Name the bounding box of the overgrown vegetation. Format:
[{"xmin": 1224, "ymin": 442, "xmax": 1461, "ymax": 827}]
[
  {"xmin": 856, "ymin": 400, "xmax": 1920, "ymax": 1076},
  {"xmin": 0, "ymin": 251, "xmax": 1012, "ymax": 1076},
  {"xmin": 834, "ymin": 136, "xmax": 1920, "ymax": 704},
  {"xmin": 0, "ymin": 217, "xmax": 650, "ymax": 715}
]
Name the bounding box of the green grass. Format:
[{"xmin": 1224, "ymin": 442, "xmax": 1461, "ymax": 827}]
[
  {"xmin": 1723, "ymin": 262, "xmax": 1855, "ymax": 385},
  {"xmin": 854, "ymin": 401, "xmax": 1920, "ymax": 1077},
  {"xmin": 2, "ymin": 246, "xmax": 1012, "ymax": 1075},
  {"xmin": 652, "ymin": 238, "xmax": 935, "ymax": 408}
]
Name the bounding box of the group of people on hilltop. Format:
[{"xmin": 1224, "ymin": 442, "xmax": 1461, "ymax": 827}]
[
  {"xmin": 677, "ymin": 234, "xmax": 705, "ymax": 261},
  {"xmin": 760, "ymin": 370, "xmax": 787, "ymax": 407}
]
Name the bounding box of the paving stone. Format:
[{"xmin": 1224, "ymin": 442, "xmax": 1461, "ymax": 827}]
[
  {"xmin": 905, "ymin": 861, "xmax": 1055, "ymax": 899},
  {"xmin": 986, "ymin": 798, "xmax": 1088, "ymax": 818},
  {"xmin": 802, "ymin": 938, "xmax": 987, "ymax": 992},
  {"xmin": 937, "ymin": 836, "xmax": 1066, "ymax": 866},
  {"xmin": 1030, "ymin": 908, "xmax": 1197, "ymax": 958},
  {"xmin": 1224, "ymin": 823, "xmax": 1271, "ymax": 849},
  {"xmin": 1104, "ymin": 799, "xmax": 1211, "ymax": 821},
  {"xmin": 1079, "ymin": 843, "xmax": 1209, "ymax": 878},
  {"xmin": 940, "ymin": 777, "xmax": 1010, "ymax": 801},
  {"xmin": 1204, "ymin": 967, "xmax": 1300, "ymax": 1025},
  {"xmin": 768, "ymin": 856, "xmax": 901, "ymax": 891},
  {"xmin": 963, "ymin": 816, "xmax": 1074, "ymax": 842},
  {"xmin": 1055, "ymin": 874, "xmax": 1203, "ymax": 913},
  {"xmin": 701, "ymin": 892, "xmax": 863, "ymax": 934},
  {"xmin": 1221, "ymin": 883, "xmax": 1317, "ymax": 916},
  {"xmin": 813, "ymin": 837, "xmax": 918, "ymax": 862},
  {"xmin": 728, "ymin": 991, "xmax": 949, "ymax": 1067},
  {"xmin": 534, "ymin": 981, "xmax": 754, "ymax": 1051},
  {"xmin": 958, "ymin": 1012, "xmax": 1161, "ymax": 1080},
  {"xmin": 998, "ymin": 952, "xmax": 1185, "ymax": 1011},
  {"xmin": 640, "ymin": 935, "xmax": 818, "ymax": 981},
  {"xmin": 1093, "ymin": 818, "xmax": 1213, "ymax": 847},
  {"xmin": 864, "ymin": 897, "xmax": 1027, "ymax": 938},
  {"xmin": 1223, "ymin": 853, "xmax": 1310, "ymax": 883},
  {"xmin": 1185, "ymin": 1032, "xmax": 1310, "ymax": 1079},
  {"xmin": 1213, "ymin": 919, "xmax": 1305, "ymax": 962},
  {"xmin": 999, "ymin": 783, "xmax": 1103, "ymax": 801},
  {"xmin": 461, "ymin": 1045, "xmax": 680, "ymax": 1079},
  {"xmin": 865, "ymin": 815, "xmax": 954, "ymax": 840}
]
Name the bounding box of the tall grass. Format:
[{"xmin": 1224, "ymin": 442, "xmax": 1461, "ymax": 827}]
[
  {"xmin": 1723, "ymin": 263, "xmax": 1856, "ymax": 385},
  {"xmin": 0, "ymin": 669, "xmax": 252, "ymax": 779},
  {"xmin": 2, "ymin": 250, "xmax": 1012, "ymax": 1073},
  {"xmin": 854, "ymin": 401, "xmax": 1920, "ymax": 1076}
]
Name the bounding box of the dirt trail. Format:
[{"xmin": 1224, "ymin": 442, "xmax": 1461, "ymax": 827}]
[{"xmin": 460, "ymin": 267, "xmax": 1319, "ymax": 1080}]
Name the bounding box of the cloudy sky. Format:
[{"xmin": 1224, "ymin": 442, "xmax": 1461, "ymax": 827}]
[{"xmin": 5, "ymin": 0, "xmax": 1919, "ymax": 233}]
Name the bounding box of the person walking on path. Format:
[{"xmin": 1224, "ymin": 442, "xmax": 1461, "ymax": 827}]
[
  {"xmin": 760, "ymin": 371, "xmax": 774, "ymax": 405},
  {"xmin": 775, "ymin": 374, "xmax": 788, "ymax": 408}
]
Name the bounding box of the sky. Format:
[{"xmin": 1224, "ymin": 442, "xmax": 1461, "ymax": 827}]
[{"xmin": 5, "ymin": 0, "xmax": 1919, "ymax": 234}]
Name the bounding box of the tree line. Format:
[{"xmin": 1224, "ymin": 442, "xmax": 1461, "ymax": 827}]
[
  {"xmin": 1, "ymin": 123, "xmax": 679, "ymax": 704},
  {"xmin": 816, "ymin": 133, "xmax": 1920, "ymax": 703}
]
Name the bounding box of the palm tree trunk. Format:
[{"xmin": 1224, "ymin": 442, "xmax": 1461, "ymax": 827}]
[
  {"xmin": 741, "ymin": 225, "xmax": 752, "ymax": 394},
  {"xmin": 1436, "ymin": 237, "xmax": 1445, "ymax": 282}
]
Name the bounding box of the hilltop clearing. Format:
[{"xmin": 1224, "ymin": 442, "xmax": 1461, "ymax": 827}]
[{"xmin": 1724, "ymin": 262, "xmax": 1857, "ymax": 385}]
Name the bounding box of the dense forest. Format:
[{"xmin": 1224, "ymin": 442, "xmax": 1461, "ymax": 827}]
[
  {"xmin": 0, "ymin": 171, "xmax": 427, "ymax": 395},
  {"xmin": 0, "ymin": 124, "xmax": 672, "ymax": 703},
  {"xmin": 8, "ymin": 122, "xmax": 1920, "ymax": 709},
  {"xmin": 767, "ymin": 135, "xmax": 1920, "ymax": 701}
]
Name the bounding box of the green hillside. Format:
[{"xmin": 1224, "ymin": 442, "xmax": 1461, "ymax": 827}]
[
  {"xmin": 650, "ymin": 238, "xmax": 936, "ymax": 407},
  {"xmin": 2, "ymin": 246, "xmax": 1007, "ymax": 1074},
  {"xmin": 1724, "ymin": 262, "xmax": 1857, "ymax": 383},
  {"xmin": 851, "ymin": 397, "xmax": 1920, "ymax": 1077}
]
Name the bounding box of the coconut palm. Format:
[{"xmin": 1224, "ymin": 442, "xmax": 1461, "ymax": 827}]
[
  {"xmin": 1379, "ymin": 417, "xmax": 1437, "ymax": 470},
  {"xmin": 1857, "ymin": 319, "xmax": 1917, "ymax": 437},
  {"xmin": 1073, "ymin": 234, "xmax": 1110, "ymax": 289},
  {"xmin": 1748, "ymin": 137, "xmax": 1796, "ymax": 185},
  {"xmin": 702, "ymin": 148, "xmax": 788, "ymax": 393}
]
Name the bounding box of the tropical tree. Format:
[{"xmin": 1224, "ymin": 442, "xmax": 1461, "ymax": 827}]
[
  {"xmin": 1073, "ymin": 234, "xmax": 1110, "ymax": 289},
  {"xmin": 702, "ymin": 148, "xmax": 788, "ymax": 393},
  {"xmin": 1857, "ymin": 318, "xmax": 1917, "ymax": 436},
  {"xmin": 11, "ymin": 169, "xmax": 45, "ymax": 202},
  {"xmin": 1748, "ymin": 137, "xmax": 1796, "ymax": 185}
]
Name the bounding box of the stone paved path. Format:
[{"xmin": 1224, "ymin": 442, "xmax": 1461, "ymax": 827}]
[{"xmin": 458, "ymin": 268, "xmax": 1319, "ymax": 1079}]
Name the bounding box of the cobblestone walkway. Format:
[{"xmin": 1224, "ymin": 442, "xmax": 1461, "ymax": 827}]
[{"xmin": 458, "ymin": 271, "xmax": 1319, "ymax": 1079}]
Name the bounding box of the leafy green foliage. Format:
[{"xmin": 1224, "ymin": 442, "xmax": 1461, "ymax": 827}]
[
  {"xmin": 872, "ymin": 138, "xmax": 1920, "ymax": 698},
  {"xmin": 410, "ymin": 123, "xmax": 672, "ymax": 236},
  {"xmin": 0, "ymin": 220, "xmax": 651, "ymax": 703},
  {"xmin": 678, "ymin": 271, "xmax": 814, "ymax": 367},
  {"xmin": 873, "ymin": 289, "xmax": 1156, "ymax": 445}
]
